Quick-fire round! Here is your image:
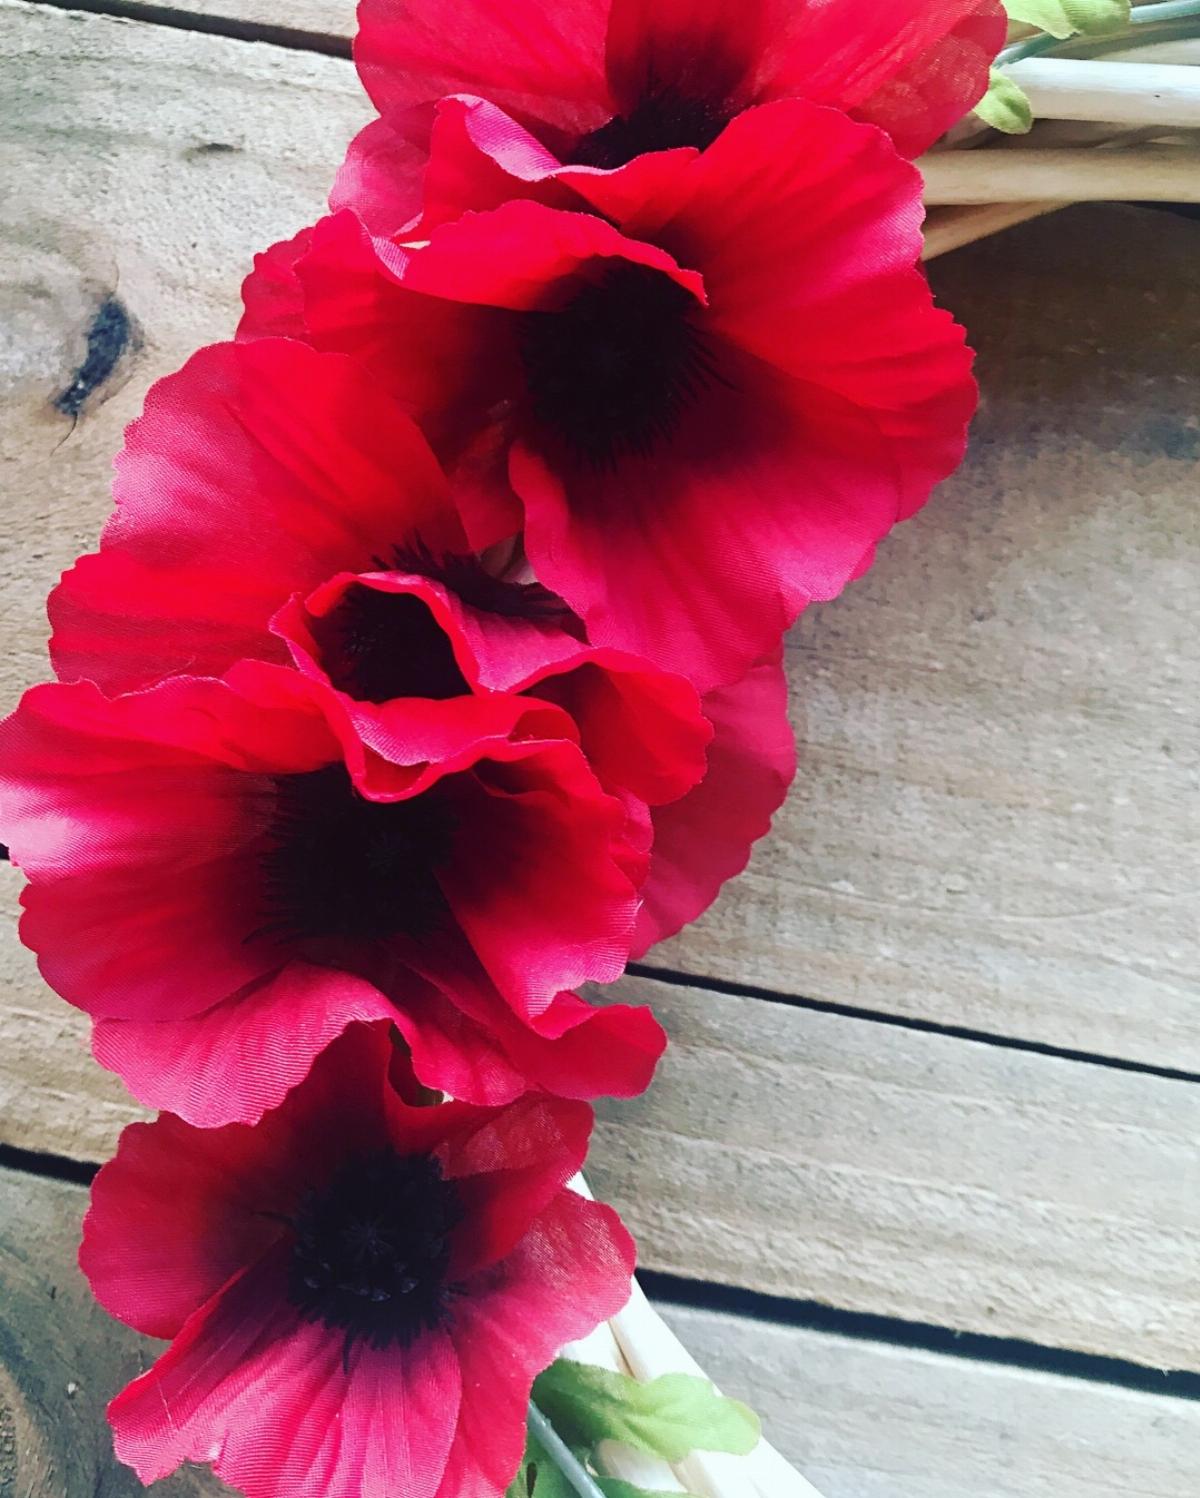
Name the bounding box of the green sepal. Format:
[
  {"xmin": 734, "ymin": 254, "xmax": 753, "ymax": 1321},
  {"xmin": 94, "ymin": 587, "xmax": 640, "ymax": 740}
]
[
  {"xmin": 532, "ymin": 1360, "xmax": 760, "ymax": 1464},
  {"xmin": 973, "ymin": 68, "xmax": 1035, "ymax": 132},
  {"xmin": 1002, "ymin": 0, "xmax": 1130, "ymax": 37}
]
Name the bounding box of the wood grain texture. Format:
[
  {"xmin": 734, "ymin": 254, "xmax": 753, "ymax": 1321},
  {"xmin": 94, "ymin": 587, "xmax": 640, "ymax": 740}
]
[
  {"xmin": 5, "ymin": 960, "xmax": 1199, "ymax": 1373},
  {"xmin": 5, "ymin": 1164, "xmax": 1198, "ymax": 1498},
  {"xmin": 0, "ymin": 1167, "xmax": 229, "ymax": 1495},
  {"xmin": 61, "ymin": 0, "xmax": 356, "ymax": 39},
  {"xmin": 587, "ymin": 974, "xmax": 1200, "ymax": 1373},
  {"xmin": 655, "ymin": 205, "xmax": 1200, "ymax": 1071},
  {"xmin": 0, "ymin": 0, "xmax": 369, "ymax": 721}
]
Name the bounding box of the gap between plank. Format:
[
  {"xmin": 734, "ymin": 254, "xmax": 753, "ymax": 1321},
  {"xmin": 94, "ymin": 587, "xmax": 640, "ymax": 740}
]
[
  {"xmin": 20, "ymin": 0, "xmax": 352, "ymax": 56},
  {"xmin": 638, "ymin": 1270, "xmax": 1200, "ymax": 1403},
  {"xmin": 630, "ymin": 962, "xmax": 1200, "ymax": 1087},
  {"xmin": 6, "ymin": 1139, "xmax": 1198, "ymax": 1403}
]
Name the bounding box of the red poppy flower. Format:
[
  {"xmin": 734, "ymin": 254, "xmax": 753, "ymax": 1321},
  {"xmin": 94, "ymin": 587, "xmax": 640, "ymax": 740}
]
[
  {"xmin": 50, "ymin": 338, "xmax": 709, "ymax": 803},
  {"xmin": 242, "ymin": 98, "xmax": 976, "ymax": 691},
  {"xmin": 82, "ymin": 1023, "xmax": 636, "ymax": 1498},
  {"xmin": 0, "ymin": 662, "xmax": 658, "ymax": 1123},
  {"xmin": 344, "ymin": 0, "xmax": 1004, "ymax": 238},
  {"xmin": 47, "ymin": 337, "xmax": 767, "ymax": 940}
]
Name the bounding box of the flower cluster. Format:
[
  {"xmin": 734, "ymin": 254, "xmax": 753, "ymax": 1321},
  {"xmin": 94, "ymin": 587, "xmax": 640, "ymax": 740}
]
[{"xmin": 0, "ymin": 1, "xmax": 999, "ymax": 1494}]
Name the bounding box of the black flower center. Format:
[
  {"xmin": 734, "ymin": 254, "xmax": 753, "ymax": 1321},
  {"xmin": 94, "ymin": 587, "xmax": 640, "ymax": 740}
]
[
  {"xmin": 287, "ymin": 1149, "xmax": 464, "ymax": 1363},
  {"xmin": 256, "ymin": 764, "xmax": 456, "ymax": 945},
  {"xmin": 519, "ymin": 262, "xmax": 716, "ymax": 466},
  {"xmin": 318, "ymin": 584, "xmax": 470, "ymax": 704},
  {"xmin": 571, "ymin": 87, "xmax": 730, "ymax": 169},
  {"xmin": 389, "ymin": 541, "xmax": 572, "ymax": 623}
]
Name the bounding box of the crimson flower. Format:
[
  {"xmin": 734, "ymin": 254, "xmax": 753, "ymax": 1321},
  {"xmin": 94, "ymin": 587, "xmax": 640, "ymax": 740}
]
[
  {"xmin": 82, "ymin": 1023, "xmax": 635, "ymax": 1498},
  {"xmin": 242, "ymin": 98, "xmax": 977, "ymax": 690},
  {"xmin": 49, "ymin": 335, "xmax": 784, "ymax": 952},
  {"xmin": 342, "ymin": 0, "xmax": 1004, "ymax": 239},
  {"xmin": 0, "ymin": 662, "xmax": 660, "ymax": 1124}
]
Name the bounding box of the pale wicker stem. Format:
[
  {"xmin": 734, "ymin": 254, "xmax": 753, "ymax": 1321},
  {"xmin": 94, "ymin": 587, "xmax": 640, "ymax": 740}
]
[
  {"xmin": 1005, "ymin": 58, "xmax": 1200, "ymax": 123},
  {"xmin": 607, "ymin": 1281, "xmax": 827, "ymax": 1498},
  {"xmin": 922, "ymin": 201, "xmax": 1065, "ymax": 259},
  {"xmin": 565, "ymin": 1177, "xmax": 829, "ymax": 1496},
  {"xmin": 919, "ymin": 142, "xmax": 1200, "ymax": 201}
]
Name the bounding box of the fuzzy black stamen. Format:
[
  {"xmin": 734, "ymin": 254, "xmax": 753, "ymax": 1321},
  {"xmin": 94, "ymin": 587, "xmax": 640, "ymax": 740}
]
[
  {"xmin": 571, "ymin": 87, "xmax": 729, "ymax": 170},
  {"xmin": 319, "ymin": 584, "xmax": 470, "ymax": 704},
  {"xmin": 519, "ymin": 262, "xmax": 717, "ymax": 466},
  {"xmin": 287, "ymin": 1149, "xmax": 464, "ymax": 1363},
  {"xmin": 388, "ymin": 541, "xmax": 571, "ymax": 623},
  {"xmin": 256, "ymin": 764, "xmax": 456, "ymax": 945}
]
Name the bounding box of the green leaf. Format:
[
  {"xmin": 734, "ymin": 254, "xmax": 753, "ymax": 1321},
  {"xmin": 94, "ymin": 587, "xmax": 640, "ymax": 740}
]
[
  {"xmin": 596, "ymin": 1480, "xmax": 697, "ymax": 1498},
  {"xmin": 1002, "ymin": 0, "xmax": 1130, "ymax": 38},
  {"xmin": 973, "ymin": 69, "xmax": 1034, "ymax": 132},
  {"xmin": 533, "ymin": 1361, "xmax": 760, "ymax": 1464}
]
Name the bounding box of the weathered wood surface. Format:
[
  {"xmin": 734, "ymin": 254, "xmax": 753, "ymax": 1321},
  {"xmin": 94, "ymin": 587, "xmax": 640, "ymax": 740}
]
[
  {"xmin": 1, "ymin": 1, "xmax": 1197, "ymax": 1477},
  {"xmin": 0, "ymin": 0, "xmax": 369, "ymax": 723},
  {"xmin": 5, "ymin": 952, "xmax": 1199, "ymax": 1373},
  {"xmin": 3, "ymin": 3, "xmax": 1197, "ymax": 1068},
  {"xmin": 657, "ymin": 205, "xmax": 1200, "ymax": 1071},
  {"xmin": 60, "ymin": 0, "xmax": 356, "ymax": 41},
  {"xmin": 5, "ymin": 1165, "xmax": 1199, "ymax": 1498},
  {"xmin": 0, "ymin": 1168, "xmax": 229, "ymax": 1495},
  {"xmin": 668, "ymin": 1306, "xmax": 1200, "ymax": 1498}
]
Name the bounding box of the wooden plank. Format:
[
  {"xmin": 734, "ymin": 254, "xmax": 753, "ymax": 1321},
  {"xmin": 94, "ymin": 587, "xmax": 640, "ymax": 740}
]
[
  {"xmin": 0, "ymin": 0, "xmax": 369, "ymax": 726},
  {"xmin": 0, "ymin": 1167, "xmax": 228, "ymax": 1494},
  {"xmin": 668, "ymin": 1305, "xmax": 1200, "ymax": 1498},
  {"xmin": 5, "ymin": 959, "xmax": 1199, "ymax": 1372},
  {"xmin": 4, "ymin": 1164, "xmax": 1197, "ymax": 1498},
  {"xmin": 656, "ymin": 203, "xmax": 1200, "ymax": 1071},
  {"xmin": 587, "ymin": 974, "xmax": 1200, "ymax": 1373},
  {"xmin": 64, "ymin": 0, "xmax": 355, "ymax": 41}
]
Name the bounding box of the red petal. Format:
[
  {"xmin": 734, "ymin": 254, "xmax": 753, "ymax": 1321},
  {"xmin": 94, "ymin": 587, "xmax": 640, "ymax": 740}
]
[
  {"xmin": 109, "ymin": 1249, "xmax": 463, "ymax": 1498},
  {"xmin": 435, "ymin": 741, "xmax": 640, "ymax": 1015},
  {"xmin": 604, "ymin": 0, "xmax": 764, "ymax": 116},
  {"xmin": 759, "ymin": 0, "xmax": 1006, "ymax": 157},
  {"xmin": 49, "ymin": 339, "xmax": 461, "ymax": 695},
  {"xmin": 635, "ymin": 653, "xmax": 794, "ymax": 953},
  {"xmin": 91, "ymin": 963, "xmax": 398, "ymax": 1126},
  {"xmin": 355, "ymin": 0, "xmax": 612, "ymax": 143},
  {"xmin": 438, "ymin": 1191, "xmax": 635, "ymax": 1498}
]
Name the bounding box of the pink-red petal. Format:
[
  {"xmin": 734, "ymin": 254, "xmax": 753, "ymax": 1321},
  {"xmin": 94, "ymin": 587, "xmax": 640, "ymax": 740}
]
[
  {"xmin": 109, "ymin": 1250, "xmax": 463, "ymax": 1498},
  {"xmin": 635, "ymin": 653, "xmax": 794, "ymax": 954},
  {"xmin": 438, "ymin": 1191, "xmax": 635, "ymax": 1498},
  {"xmin": 50, "ymin": 340, "xmax": 462, "ymax": 695},
  {"xmin": 355, "ymin": 0, "xmax": 612, "ymax": 143}
]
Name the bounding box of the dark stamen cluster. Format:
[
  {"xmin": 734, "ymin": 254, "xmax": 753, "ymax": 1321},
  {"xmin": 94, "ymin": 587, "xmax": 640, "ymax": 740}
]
[
  {"xmin": 287, "ymin": 1149, "xmax": 464, "ymax": 1365},
  {"xmin": 256, "ymin": 764, "xmax": 456, "ymax": 945},
  {"xmin": 519, "ymin": 263, "xmax": 718, "ymax": 467},
  {"xmin": 321, "ymin": 583, "xmax": 470, "ymax": 703},
  {"xmin": 389, "ymin": 540, "xmax": 571, "ymax": 622},
  {"xmin": 571, "ymin": 87, "xmax": 730, "ymax": 169}
]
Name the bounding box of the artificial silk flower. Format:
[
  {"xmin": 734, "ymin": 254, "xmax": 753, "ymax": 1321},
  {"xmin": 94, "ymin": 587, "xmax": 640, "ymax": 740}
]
[
  {"xmin": 241, "ymin": 99, "xmax": 976, "ymax": 691},
  {"xmin": 48, "ymin": 335, "xmax": 788, "ymax": 945},
  {"xmin": 0, "ymin": 662, "xmax": 657, "ymax": 1124},
  {"xmin": 49, "ymin": 338, "xmax": 711, "ymax": 813},
  {"xmin": 343, "ymin": 0, "xmax": 1005, "ymax": 239},
  {"xmin": 82, "ymin": 1023, "xmax": 636, "ymax": 1498}
]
